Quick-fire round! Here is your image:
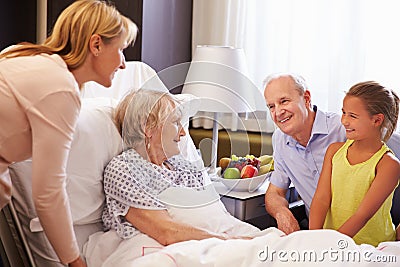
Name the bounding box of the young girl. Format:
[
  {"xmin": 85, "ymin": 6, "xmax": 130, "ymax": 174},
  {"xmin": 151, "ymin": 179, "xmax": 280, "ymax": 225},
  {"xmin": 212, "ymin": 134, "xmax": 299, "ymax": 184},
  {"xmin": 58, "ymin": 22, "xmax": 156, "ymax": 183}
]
[{"xmin": 309, "ymin": 81, "xmax": 400, "ymax": 246}]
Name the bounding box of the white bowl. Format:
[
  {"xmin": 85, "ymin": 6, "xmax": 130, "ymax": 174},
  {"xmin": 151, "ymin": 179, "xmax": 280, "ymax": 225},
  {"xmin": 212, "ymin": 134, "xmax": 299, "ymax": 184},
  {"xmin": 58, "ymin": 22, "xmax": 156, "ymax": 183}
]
[{"xmin": 217, "ymin": 169, "xmax": 271, "ymax": 192}]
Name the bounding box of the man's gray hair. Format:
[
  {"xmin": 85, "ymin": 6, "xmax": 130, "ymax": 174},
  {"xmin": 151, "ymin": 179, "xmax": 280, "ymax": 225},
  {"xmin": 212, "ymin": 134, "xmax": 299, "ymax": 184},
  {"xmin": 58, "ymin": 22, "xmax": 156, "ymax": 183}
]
[{"xmin": 262, "ymin": 72, "xmax": 308, "ymax": 95}]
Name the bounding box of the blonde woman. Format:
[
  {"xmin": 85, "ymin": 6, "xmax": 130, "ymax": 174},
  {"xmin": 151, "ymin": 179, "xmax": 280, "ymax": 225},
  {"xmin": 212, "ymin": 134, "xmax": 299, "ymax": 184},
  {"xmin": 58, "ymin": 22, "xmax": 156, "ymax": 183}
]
[{"xmin": 0, "ymin": 1, "xmax": 137, "ymax": 266}]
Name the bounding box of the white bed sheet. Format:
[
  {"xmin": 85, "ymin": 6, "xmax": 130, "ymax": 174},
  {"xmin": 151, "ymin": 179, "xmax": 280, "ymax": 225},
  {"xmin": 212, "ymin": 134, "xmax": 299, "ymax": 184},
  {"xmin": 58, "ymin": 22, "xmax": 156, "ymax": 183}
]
[
  {"xmin": 85, "ymin": 227, "xmax": 400, "ymax": 267},
  {"xmin": 130, "ymin": 229, "xmax": 400, "ymax": 267},
  {"xmin": 83, "ymin": 186, "xmax": 400, "ymax": 267}
]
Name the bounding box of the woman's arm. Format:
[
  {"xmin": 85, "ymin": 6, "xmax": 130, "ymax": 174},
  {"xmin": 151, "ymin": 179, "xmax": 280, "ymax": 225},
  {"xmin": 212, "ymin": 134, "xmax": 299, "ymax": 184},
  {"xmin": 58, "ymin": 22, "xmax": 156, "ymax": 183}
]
[
  {"xmin": 309, "ymin": 143, "xmax": 342, "ymax": 229},
  {"xmin": 338, "ymin": 153, "xmax": 400, "ymax": 237},
  {"xmin": 29, "ymin": 92, "xmax": 82, "ymax": 265},
  {"xmin": 125, "ymin": 207, "xmax": 227, "ymax": 245}
]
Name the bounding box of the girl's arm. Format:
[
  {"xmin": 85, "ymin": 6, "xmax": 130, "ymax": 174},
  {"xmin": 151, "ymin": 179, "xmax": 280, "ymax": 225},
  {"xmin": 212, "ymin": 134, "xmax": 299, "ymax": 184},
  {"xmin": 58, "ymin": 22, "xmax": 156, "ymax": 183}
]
[
  {"xmin": 125, "ymin": 206, "xmax": 228, "ymax": 246},
  {"xmin": 309, "ymin": 143, "xmax": 342, "ymax": 229},
  {"xmin": 338, "ymin": 153, "xmax": 400, "ymax": 237}
]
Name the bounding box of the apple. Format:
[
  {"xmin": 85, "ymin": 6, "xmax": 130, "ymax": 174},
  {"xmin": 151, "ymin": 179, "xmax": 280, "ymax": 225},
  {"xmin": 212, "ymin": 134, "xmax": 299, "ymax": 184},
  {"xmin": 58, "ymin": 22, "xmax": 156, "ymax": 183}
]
[
  {"xmin": 223, "ymin": 167, "xmax": 241, "ymax": 179},
  {"xmin": 240, "ymin": 165, "xmax": 258, "ymax": 178}
]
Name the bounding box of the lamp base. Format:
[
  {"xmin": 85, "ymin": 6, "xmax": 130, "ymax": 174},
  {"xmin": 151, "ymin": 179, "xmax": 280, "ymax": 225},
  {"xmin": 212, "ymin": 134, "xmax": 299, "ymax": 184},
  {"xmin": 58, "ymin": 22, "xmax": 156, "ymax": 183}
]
[
  {"xmin": 207, "ymin": 166, "xmax": 220, "ymax": 181},
  {"xmin": 210, "ymin": 112, "xmax": 219, "ymax": 179}
]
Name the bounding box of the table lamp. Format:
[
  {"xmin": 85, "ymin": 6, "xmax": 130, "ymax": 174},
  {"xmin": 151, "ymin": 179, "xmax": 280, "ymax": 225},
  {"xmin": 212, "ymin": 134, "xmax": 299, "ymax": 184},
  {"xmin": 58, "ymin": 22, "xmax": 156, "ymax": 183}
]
[{"xmin": 182, "ymin": 45, "xmax": 258, "ymax": 175}]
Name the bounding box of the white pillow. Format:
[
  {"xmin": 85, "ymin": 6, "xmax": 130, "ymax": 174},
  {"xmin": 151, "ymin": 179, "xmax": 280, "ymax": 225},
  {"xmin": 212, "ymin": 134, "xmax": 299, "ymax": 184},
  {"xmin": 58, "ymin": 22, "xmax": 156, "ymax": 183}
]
[
  {"xmin": 81, "ymin": 61, "xmax": 168, "ymax": 100},
  {"xmin": 9, "ymin": 97, "xmax": 122, "ymax": 229},
  {"xmin": 66, "ymin": 97, "xmax": 123, "ymax": 224}
]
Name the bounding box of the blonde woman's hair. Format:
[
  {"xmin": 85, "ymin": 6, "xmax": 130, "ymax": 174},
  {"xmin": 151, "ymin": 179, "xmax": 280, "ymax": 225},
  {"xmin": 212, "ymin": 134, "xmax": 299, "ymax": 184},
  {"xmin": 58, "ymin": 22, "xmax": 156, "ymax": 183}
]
[
  {"xmin": 346, "ymin": 81, "xmax": 400, "ymax": 142},
  {"xmin": 114, "ymin": 89, "xmax": 182, "ymax": 148},
  {"xmin": 0, "ymin": 0, "xmax": 137, "ymax": 70}
]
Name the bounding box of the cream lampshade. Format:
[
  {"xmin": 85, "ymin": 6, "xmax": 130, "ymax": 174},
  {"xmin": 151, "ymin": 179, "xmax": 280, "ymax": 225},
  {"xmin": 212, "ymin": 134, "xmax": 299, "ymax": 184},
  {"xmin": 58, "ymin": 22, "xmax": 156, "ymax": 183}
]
[{"xmin": 182, "ymin": 45, "xmax": 258, "ymax": 174}]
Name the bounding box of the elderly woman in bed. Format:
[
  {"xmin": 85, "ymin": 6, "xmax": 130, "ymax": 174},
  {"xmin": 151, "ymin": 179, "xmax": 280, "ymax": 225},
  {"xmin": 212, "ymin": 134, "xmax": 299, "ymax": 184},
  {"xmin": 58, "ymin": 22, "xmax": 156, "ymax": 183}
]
[{"xmin": 102, "ymin": 89, "xmax": 233, "ymax": 245}]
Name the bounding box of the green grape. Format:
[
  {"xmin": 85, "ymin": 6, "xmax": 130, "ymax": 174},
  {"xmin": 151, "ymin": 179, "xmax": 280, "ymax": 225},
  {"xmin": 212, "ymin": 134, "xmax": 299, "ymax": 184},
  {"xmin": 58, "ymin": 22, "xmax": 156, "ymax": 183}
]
[
  {"xmin": 245, "ymin": 154, "xmax": 255, "ymax": 160},
  {"xmin": 231, "ymin": 154, "xmax": 239, "ymax": 161}
]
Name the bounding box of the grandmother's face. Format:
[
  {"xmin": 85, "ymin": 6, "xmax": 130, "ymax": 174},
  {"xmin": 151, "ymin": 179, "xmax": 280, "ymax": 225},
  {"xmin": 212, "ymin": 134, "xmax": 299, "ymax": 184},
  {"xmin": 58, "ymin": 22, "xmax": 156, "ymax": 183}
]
[{"xmin": 157, "ymin": 109, "xmax": 186, "ymax": 158}]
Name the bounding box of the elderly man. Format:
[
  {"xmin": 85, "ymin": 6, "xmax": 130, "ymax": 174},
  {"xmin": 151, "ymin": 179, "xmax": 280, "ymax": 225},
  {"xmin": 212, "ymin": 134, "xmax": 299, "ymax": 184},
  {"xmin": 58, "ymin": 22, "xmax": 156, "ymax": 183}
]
[{"xmin": 263, "ymin": 73, "xmax": 400, "ymax": 235}]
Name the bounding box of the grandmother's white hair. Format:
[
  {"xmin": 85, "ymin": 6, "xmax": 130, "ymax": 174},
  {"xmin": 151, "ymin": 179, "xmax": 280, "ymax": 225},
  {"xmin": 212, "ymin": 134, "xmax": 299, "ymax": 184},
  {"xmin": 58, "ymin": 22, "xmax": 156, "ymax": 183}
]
[{"xmin": 114, "ymin": 89, "xmax": 182, "ymax": 149}]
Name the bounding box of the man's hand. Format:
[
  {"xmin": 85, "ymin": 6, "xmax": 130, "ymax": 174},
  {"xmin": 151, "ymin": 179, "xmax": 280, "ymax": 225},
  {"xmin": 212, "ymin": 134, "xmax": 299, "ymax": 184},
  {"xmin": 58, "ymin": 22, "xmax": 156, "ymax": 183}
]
[
  {"xmin": 276, "ymin": 210, "xmax": 300, "ymax": 235},
  {"xmin": 265, "ymin": 184, "xmax": 300, "ymax": 235}
]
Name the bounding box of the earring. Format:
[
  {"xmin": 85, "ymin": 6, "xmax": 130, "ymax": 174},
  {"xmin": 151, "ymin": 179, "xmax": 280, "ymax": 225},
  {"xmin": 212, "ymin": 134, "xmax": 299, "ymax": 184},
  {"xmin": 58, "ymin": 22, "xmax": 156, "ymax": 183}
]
[
  {"xmin": 95, "ymin": 53, "xmax": 99, "ymax": 57},
  {"xmin": 145, "ymin": 136, "xmax": 151, "ymax": 150}
]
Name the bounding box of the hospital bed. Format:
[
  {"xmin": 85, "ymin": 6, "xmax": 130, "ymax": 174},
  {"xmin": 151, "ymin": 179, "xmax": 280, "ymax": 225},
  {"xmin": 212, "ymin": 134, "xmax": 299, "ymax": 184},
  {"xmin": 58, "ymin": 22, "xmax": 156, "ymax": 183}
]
[{"xmin": 0, "ymin": 61, "xmax": 203, "ymax": 266}]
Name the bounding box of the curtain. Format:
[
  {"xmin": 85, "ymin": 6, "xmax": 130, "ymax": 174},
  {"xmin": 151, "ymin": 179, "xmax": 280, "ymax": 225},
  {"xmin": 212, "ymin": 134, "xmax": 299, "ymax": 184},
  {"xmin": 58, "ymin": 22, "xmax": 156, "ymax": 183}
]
[
  {"xmin": 191, "ymin": 0, "xmax": 246, "ymax": 54},
  {"xmin": 192, "ymin": 0, "xmax": 400, "ymax": 132},
  {"xmin": 191, "ymin": 0, "xmax": 274, "ymax": 133}
]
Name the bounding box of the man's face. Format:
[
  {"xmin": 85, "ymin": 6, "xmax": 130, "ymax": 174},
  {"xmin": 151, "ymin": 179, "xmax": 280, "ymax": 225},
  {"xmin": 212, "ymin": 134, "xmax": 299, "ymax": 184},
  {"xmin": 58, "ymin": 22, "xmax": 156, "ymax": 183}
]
[{"xmin": 264, "ymin": 77, "xmax": 310, "ymax": 137}]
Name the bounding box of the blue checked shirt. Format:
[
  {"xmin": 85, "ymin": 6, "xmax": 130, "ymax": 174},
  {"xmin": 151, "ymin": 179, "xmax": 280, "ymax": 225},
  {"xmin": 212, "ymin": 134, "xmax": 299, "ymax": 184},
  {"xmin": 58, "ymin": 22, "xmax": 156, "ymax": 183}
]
[{"xmin": 269, "ymin": 106, "xmax": 346, "ymax": 213}]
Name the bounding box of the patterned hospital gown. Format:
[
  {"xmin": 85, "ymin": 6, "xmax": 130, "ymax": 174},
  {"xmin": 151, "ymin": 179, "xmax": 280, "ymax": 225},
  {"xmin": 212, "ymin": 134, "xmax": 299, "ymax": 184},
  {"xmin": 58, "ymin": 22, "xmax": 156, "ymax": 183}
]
[{"xmin": 102, "ymin": 148, "xmax": 205, "ymax": 239}]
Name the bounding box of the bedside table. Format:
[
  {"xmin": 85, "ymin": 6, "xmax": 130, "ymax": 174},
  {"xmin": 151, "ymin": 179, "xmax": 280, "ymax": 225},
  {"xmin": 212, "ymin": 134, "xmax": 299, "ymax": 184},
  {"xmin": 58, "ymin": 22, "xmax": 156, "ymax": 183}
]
[
  {"xmin": 213, "ymin": 180, "xmax": 304, "ymax": 229},
  {"xmin": 213, "ymin": 181, "xmax": 269, "ymax": 221}
]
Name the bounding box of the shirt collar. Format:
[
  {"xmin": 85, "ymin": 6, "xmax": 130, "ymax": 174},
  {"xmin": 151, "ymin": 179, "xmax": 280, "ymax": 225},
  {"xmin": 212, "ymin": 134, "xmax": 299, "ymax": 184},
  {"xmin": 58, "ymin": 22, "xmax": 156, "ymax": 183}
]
[{"xmin": 311, "ymin": 105, "xmax": 330, "ymax": 136}]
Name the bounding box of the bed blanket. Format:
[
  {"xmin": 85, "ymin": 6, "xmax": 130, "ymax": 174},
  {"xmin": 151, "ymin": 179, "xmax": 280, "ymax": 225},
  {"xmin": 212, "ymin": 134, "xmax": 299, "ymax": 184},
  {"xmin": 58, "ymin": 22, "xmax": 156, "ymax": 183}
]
[
  {"xmin": 84, "ymin": 186, "xmax": 400, "ymax": 266},
  {"xmin": 85, "ymin": 227, "xmax": 400, "ymax": 267}
]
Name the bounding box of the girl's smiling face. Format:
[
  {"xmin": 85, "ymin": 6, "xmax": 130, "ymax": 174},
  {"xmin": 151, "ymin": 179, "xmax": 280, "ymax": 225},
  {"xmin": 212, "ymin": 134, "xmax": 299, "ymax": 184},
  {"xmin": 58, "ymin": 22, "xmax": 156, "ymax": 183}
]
[{"xmin": 341, "ymin": 95, "xmax": 382, "ymax": 140}]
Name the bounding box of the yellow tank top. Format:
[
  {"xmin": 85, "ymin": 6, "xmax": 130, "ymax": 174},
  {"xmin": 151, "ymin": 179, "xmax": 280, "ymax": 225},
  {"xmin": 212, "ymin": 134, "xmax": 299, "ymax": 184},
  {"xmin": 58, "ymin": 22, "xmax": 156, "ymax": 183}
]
[{"xmin": 323, "ymin": 139, "xmax": 397, "ymax": 246}]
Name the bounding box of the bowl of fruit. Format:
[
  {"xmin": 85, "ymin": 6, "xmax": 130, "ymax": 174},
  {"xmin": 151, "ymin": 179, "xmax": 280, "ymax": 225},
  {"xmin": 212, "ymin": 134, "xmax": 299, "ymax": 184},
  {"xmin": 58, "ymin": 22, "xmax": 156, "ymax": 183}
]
[{"xmin": 217, "ymin": 154, "xmax": 274, "ymax": 192}]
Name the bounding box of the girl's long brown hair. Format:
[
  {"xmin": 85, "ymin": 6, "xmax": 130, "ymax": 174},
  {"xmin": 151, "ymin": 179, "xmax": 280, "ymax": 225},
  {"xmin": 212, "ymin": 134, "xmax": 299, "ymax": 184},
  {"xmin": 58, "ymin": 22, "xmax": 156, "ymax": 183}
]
[{"xmin": 347, "ymin": 81, "xmax": 399, "ymax": 141}]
